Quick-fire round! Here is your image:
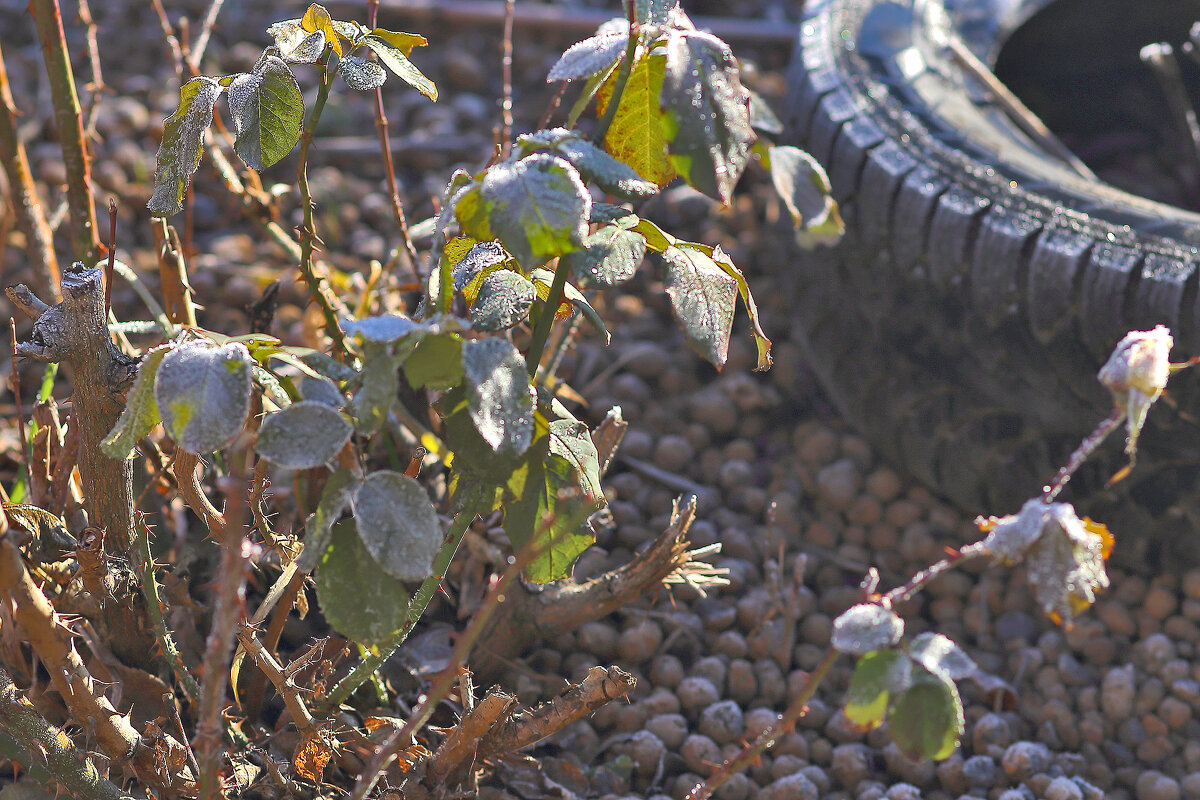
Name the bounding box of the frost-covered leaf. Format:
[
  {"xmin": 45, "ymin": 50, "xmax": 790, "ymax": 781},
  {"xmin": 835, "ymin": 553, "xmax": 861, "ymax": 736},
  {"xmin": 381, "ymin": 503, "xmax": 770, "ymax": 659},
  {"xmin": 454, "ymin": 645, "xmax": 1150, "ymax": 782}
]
[
  {"xmin": 298, "ymin": 373, "xmax": 345, "ymax": 407},
  {"xmin": 548, "ymin": 19, "xmax": 628, "ymax": 82},
  {"xmin": 462, "ymin": 339, "xmax": 534, "ymax": 454},
  {"xmin": 563, "ymin": 226, "xmax": 646, "ymax": 286},
  {"xmin": 707, "ymin": 245, "xmax": 772, "ymax": 370},
  {"xmin": 590, "ymin": 202, "xmax": 638, "ymax": 225},
  {"xmin": 471, "ymin": 270, "xmax": 536, "ymax": 331},
  {"xmin": 352, "ymin": 342, "xmax": 400, "ymax": 436},
  {"xmin": 1098, "ymin": 325, "xmax": 1173, "ymax": 456},
  {"xmin": 338, "ymin": 55, "xmax": 386, "ymax": 91},
  {"xmin": 832, "ymin": 603, "xmax": 904, "ymax": 655},
  {"xmin": 296, "ymin": 348, "xmax": 357, "ymax": 381},
  {"xmin": 256, "ymin": 401, "xmax": 352, "ymax": 469},
  {"xmin": 351, "ymin": 470, "xmax": 441, "ymax": 582},
  {"xmin": 554, "ymin": 133, "xmax": 658, "ymax": 199},
  {"xmin": 155, "ymin": 340, "xmax": 252, "ymax": 454},
  {"xmin": 227, "ymin": 56, "xmax": 303, "ymax": 170},
  {"xmin": 748, "ymin": 87, "xmax": 784, "ymax": 135},
  {"xmin": 909, "ymin": 633, "xmax": 977, "ymax": 681},
  {"xmin": 341, "ymin": 314, "xmax": 423, "ymax": 344},
  {"xmin": 274, "ymin": 25, "xmax": 326, "ymax": 63},
  {"xmin": 361, "ymin": 34, "xmax": 437, "ymax": 100},
  {"xmin": 768, "ymin": 145, "xmax": 844, "ymax": 247},
  {"xmin": 549, "ymin": 415, "xmax": 603, "ymax": 502},
  {"xmin": 844, "ymin": 650, "xmax": 903, "ymax": 731},
  {"xmin": 316, "ymin": 521, "xmax": 409, "ymax": 646},
  {"xmin": 102, "ymin": 344, "xmax": 172, "ymax": 459},
  {"xmin": 635, "ymin": 0, "xmax": 676, "ymax": 25},
  {"xmin": 596, "ymin": 51, "xmax": 674, "ymax": 187},
  {"xmin": 297, "ymin": 468, "xmax": 359, "ymax": 573},
  {"xmin": 252, "ymin": 364, "xmax": 292, "ymax": 408},
  {"xmin": 405, "ymin": 333, "xmax": 464, "ymax": 390},
  {"xmin": 889, "ymin": 671, "xmax": 964, "ymax": 761},
  {"xmin": 661, "ymin": 30, "xmax": 754, "ymax": 204},
  {"xmin": 148, "ymin": 77, "xmax": 222, "ymax": 216},
  {"xmin": 530, "ymin": 268, "xmax": 609, "ymax": 343},
  {"xmin": 662, "ymin": 243, "xmax": 738, "ymax": 369},
  {"xmin": 474, "ymin": 154, "xmax": 590, "ymax": 268},
  {"xmin": 452, "ymin": 241, "xmax": 510, "ymax": 294}
]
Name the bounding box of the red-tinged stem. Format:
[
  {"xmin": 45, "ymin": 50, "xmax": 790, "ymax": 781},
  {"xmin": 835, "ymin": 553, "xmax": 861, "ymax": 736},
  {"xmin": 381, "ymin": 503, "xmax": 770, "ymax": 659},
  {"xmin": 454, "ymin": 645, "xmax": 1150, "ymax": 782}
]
[{"xmin": 1043, "ymin": 409, "xmax": 1124, "ymax": 502}]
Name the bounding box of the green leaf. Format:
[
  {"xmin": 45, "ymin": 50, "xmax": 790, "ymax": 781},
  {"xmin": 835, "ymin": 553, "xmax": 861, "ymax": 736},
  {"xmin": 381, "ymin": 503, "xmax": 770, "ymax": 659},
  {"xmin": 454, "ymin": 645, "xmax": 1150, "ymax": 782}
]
[
  {"xmin": 548, "ymin": 413, "xmax": 604, "ymax": 503},
  {"xmin": 832, "ymin": 603, "xmax": 905, "ymax": 655},
  {"xmin": 298, "ymin": 373, "xmax": 346, "ymax": 407},
  {"xmin": 295, "ymin": 348, "xmax": 357, "ymax": 382},
  {"xmin": 596, "ymin": 51, "xmax": 674, "ymax": 187},
  {"xmin": 462, "ymin": 339, "xmax": 534, "ymax": 455},
  {"xmin": 452, "ymin": 241, "xmax": 510, "ymax": 295},
  {"xmin": 768, "ymin": 145, "xmax": 844, "ymax": 247},
  {"xmin": 661, "ymin": 244, "xmax": 738, "ymax": 369},
  {"xmin": 148, "ymin": 77, "xmax": 222, "ymax": 216},
  {"xmin": 530, "ymin": 268, "xmax": 610, "ymax": 344},
  {"xmin": 889, "ymin": 671, "xmax": 965, "ymax": 761},
  {"xmin": 301, "ymin": 3, "xmax": 342, "ymax": 57},
  {"xmin": 338, "ymin": 54, "xmax": 386, "ymax": 91},
  {"xmin": 256, "ymin": 401, "xmax": 352, "ymax": 469},
  {"xmin": 845, "ymin": 650, "xmax": 904, "ymax": 731},
  {"xmin": 633, "ymin": 218, "xmax": 675, "ymax": 252},
  {"xmin": 454, "ymin": 185, "xmax": 493, "ymax": 243},
  {"xmin": 252, "ymin": 364, "xmax": 293, "ymax": 408},
  {"xmin": 908, "ymin": 633, "xmax": 978, "ymax": 682},
  {"xmin": 352, "ymin": 470, "xmax": 441, "ymax": 581},
  {"xmin": 297, "ymin": 468, "xmax": 359, "ymax": 573},
  {"xmin": 590, "ymin": 203, "xmax": 638, "ymax": 225},
  {"xmin": 351, "ymin": 341, "xmax": 400, "ymax": 436},
  {"xmin": 362, "ymin": 34, "xmax": 438, "ymax": 100},
  {"xmin": 316, "ymin": 521, "xmax": 410, "ymax": 646},
  {"xmin": 101, "ymin": 344, "xmax": 172, "ymax": 459},
  {"xmin": 405, "ymin": 333, "xmax": 464, "ymax": 390},
  {"xmin": 635, "ymin": 0, "xmax": 677, "ymax": 25},
  {"xmin": 341, "ymin": 314, "xmax": 424, "ymax": 344},
  {"xmin": 478, "ymin": 154, "xmax": 590, "ymax": 268},
  {"xmin": 155, "ymin": 341, "xmax": 252, "ymax": 454},
  {"xmin": 547, "ymin": 19, "xmax": 629, "ymax": 82},
  {"xmin": 661, "ymin": 30, "xmax": 755, "ymax": 204},
  {"xmin": 707, "ymin": 245, "xmax": 772, "ymax": 371},
  {"xmin": 471, "ymin": 270, "xmax": 537, "ymax": 332},
  {"xmin": 227, "ymin": 56, "xmax": 304, "ymax": 171},
  {"xmin": 503, "ymin": 435, "xmax": 600, "ymax": 584},
  {"xmin": 553, "ymin": 132, "xmax": 658, "ymax": 199},
  {"xmin": 441, "ymin": 387, "xmax": 524, "ymax": 497},
  {"xmin": 563, "ymin": 225, "xmax": 646, "ymax": 286}
]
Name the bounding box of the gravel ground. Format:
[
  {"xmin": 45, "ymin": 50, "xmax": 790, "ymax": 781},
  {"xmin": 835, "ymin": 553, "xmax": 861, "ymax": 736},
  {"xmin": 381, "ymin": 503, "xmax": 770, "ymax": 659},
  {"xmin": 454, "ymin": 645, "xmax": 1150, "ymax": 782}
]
[{"xmin": 3, "ymin": 2, "xmax": 1200, "ymax": 800}]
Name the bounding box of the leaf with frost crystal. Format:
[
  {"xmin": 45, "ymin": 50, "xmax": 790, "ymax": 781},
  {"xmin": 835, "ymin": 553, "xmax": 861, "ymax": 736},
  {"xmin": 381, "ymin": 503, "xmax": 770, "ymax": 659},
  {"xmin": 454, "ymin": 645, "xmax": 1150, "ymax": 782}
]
[
  {"xmin": 547, "ymin": 18, "xmax": 629, "ymax": 82},
  {"xmin": 102, "ymin": 344, "xmax": 173, "ymax": 459},
  {"xmin": 844, "ymin": 650, "xmax": 904, "ymax": 731},
  {"xmin": 768, "ymin": 145, "xmax": 844, "ymax": 247},
  {"xmin": 338, "ymin": 55, "xmax": 386, "ymax": 91},
  {"xmin": 462, "ymin": 339, "xmax": 534, "ymax": 455},
  {"xmin": 832, "ymin": 603, "xmax": 904, "ymax": 655},
  {"xmin": 298, "ymin": 373, "xmax": 345, "ymax": 408},
  {"xmin": 563, "ymin": 226, "xmax": 646, "ymax": 286},
  {"xmin": 908, "ymin": 632, "xmax": 977, "ymax": 681},
  {"xmin": 529, "ymin": 268, "xmax": 610, "ymax": 344},
  {"xmin": 597, "ymin": 50, "xmax": 674, "ymax": 187},
  {"xmin": 341, "ymin": 314, "xmax": 423, "ymax": 344},
  {"xmin": 352, "ymin": 342, "xmax": 400, "ymax": 436},
  {"xmin": 478, "ymin": 154, "xmax": 590, "ymax": 268},
  {"xmin": 452, "ymin": 241, "xmax": 510, "ymax": 295},
  {"xmin": 361, "ymin": 35, "xmax": 437, "ymax": 100},
  {"xmin": 297, "ymin": 468, "xmax": 359, "ymax": 573},
  {"xmin": 636, "ymin": 0, "xmax": 677, "ymax": 25},
  {"xmin": 707, "ymin": 245, "xmax": 772, "ymax": 370},
  {"xmin": 553, "ymin": 134, "xmax": 658, "ymax": 200},
  {"xmin": 662, "ymin": 244, "xmax": 738, "ymax": 369},
  {"xmin": 316, "ymin": 521, "xmax": 409, "ymax": 646},
  {"xmin": 154, "ymin": 341, "xmax": 252, "ymax": 454},
  {"xmin": 256, "ymin": 401, "xmax": 352, "ymax": 469},
  {"xmin": 227, "ymin": 56, "xmax": 303, "ymax": 170},
  {"xmin": 268, "ymin": 22, "xmax": 326, "ymax": 63},
  {"xmin": 471, "ymin": 270, "xmax": 536, "ymax": 332},
  {"xmin": 889, "ymin": 670, "xmax": 964, "ymax": 761},
  {"xmin": 301, "ymin": 4, "xmax": 342, "ymax": 56},
  {"xmin": 405, "ymin": 333, "xmax": 464, "ymax": 390},
  {"xmin": 351, "ymin": 471, "xmax": 441, "ymax": 582},
  {"xmin": 148, "ymin": 77, "xmax": 222, "ymax": 216},
  {"xmin": 661, "ymin": 30, "xmax": 755, "ymax": 204}
]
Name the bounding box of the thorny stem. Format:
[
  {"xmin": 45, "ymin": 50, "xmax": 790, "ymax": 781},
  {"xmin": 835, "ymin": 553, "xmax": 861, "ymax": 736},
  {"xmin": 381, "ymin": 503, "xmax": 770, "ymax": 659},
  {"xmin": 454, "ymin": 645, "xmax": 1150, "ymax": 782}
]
[
  {"xmin": 526, "ymin": 257, "xmax": 570, "ymax": 378},
  {"xmin": 1043, "ymin": 409, "xmax": 1124, "ymax": 502},
  {"xmin": 500, "ymin": 0, "xmax": 515, "ymax": 157},
  {"xmin": 29, "ymin": 0, "xmax": 101, "ymax": 265},
  {"xmin": 686, "ymin": 647, "xmax": 840, "ymax": 800},
  {"xmin": 320, "ymin": 508, "xmax": 479, "ymax": 711},
  {"xmin": 884, "ymin": 544, "xmax": 985, "ymax": 606},
  {"xmin": 0, "ymin": 40, "xmax": 60, "ymax": 300},
  {"xmin": 134, "ymin": 515, "xmax": 202, "ymax": 703},
  {"xmin": 296, "ymin": 51, "xmax": 349, "ymax": 360},
  {"xmin": 367, "ymin": 0, "xmax": 421, "ymax": 274},
  {"xmin": 592, "ymin": 2, "xmax": 640, "ymax": 144}
]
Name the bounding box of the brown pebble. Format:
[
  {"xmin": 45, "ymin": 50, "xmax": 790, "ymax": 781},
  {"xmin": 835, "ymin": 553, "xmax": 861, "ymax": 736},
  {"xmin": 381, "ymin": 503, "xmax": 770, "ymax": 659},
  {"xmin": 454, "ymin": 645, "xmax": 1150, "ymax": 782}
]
[
  {"xmin": 865, "ymin": 467, "xmax": 903, "ymax": 502},
  {"xmin": 885, "ymin": 499, "xmax": 923, "ymax": 528},
  {"xmin": 1144, "ymin": 586, "xmax": 1179, "ymax": 620}
]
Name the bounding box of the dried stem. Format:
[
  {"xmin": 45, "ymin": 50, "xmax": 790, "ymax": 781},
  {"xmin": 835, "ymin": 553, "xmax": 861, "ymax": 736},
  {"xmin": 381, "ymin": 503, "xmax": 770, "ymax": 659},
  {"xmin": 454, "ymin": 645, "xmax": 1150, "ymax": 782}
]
[
  {"xmin": 425, "ymin": 687, "xmax": 515, "ymax": 785},
  {"xmin": 153, "ymin": 219, "xmax": 198, "ymax": 328},
  {"xmin": 172, "ymin": 450, "xmax": 229, "ymax": 543},
  {"xmin": 296, "ymin": 51, "xmax": 350, "ymax": 359},
  {"xmin": 884, "ymin": 544, "xmax": 985, "ymax": 606},
  {"xmin": 686, "ymin": 648, "xmax": 840, "ymax": 800},
  {"xmin": 500, "ymin": 0, "xmax": 515, "ymax": 157},
  {"xmin": 29, "ymin": 0, "xmax": 100, "ymax": 264},
  {"xmin": 236, "ymin": 622, "xmax": 318, "ymax": 738},
  {"xmin": 0, "ymin": 41, "xmax": 60, "ymax": 301},
  {"xmin": 8, "ymin": 319, "xmax": 30, "ymax": 475},
  {"xmin": 0, "ymin": 665, "xmax": 136, "ymax": 800},
  {"xmin": 76, "ymin": 0, "xmax": 106, "ymax": 138},
  {"xmin": 189, "ymin": 0, "xmax": 227, "ymax": 72},
  {"xmin": 1043, "ymin": 409, "xmax": 1124, "ymax": 502},
  {"xmin": 0, "ymin": 528, "xmax": 196, "ymax": 794}
]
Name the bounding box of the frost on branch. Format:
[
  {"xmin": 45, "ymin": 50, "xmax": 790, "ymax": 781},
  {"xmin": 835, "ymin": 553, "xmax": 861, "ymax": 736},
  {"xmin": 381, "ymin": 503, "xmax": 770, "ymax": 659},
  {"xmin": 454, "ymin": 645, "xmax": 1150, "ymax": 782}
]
[
  {"xmin": 976, "ymin": 499, "xmax": 1111, "ymax": 626},
  {"xmin": 1098, "ymin": 325, "xmax": 1173, "ymax": 456}
]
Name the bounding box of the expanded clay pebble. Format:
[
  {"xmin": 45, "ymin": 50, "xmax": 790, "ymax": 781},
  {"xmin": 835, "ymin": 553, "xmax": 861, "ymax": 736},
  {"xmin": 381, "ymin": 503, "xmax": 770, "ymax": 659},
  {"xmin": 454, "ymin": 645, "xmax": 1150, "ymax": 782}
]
[
  {"xmin": 1001, "ymin": 741, "xmax": 1052, "ymax": 783},
  {"xmin": 759, "ymin": 772, "xmax": 819, "ymax": 800},
  {"xmin": 1136, "ymin": 771, "xmax": 1181, "ymax": 800}
]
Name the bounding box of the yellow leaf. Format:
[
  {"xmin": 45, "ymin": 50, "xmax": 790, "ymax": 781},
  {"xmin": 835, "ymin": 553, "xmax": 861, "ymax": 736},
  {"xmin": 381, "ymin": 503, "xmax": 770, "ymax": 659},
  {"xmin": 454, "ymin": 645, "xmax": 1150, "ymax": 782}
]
[
  {"xmin": 596, "ymin": 52, "xmax": 674, "ymax": 187},
  {"xmin": 302, "ymin": 4, "xmax": 342, "ymax": 57},
  {"xmin": 370, "ymin": 28, "xmax": 428, "ymax": 57},
  {"xmin": 293, "ymin": 729, "xmax": 334, "ymax": 782}
]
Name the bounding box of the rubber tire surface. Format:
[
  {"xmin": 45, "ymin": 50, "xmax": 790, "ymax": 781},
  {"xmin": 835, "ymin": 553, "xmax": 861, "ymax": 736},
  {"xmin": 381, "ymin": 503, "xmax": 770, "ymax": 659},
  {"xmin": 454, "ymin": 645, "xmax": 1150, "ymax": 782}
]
[{"xmin": 784, "ymin": 0, "xmax": 1200, "ymax": 565}]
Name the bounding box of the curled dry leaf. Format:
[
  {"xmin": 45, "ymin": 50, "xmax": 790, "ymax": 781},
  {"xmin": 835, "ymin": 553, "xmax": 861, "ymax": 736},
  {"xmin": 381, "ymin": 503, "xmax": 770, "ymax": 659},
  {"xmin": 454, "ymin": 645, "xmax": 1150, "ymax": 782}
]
[{"xmin": 1097, "ymin": 325, "xmax": 1173, "ymax": 456}]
